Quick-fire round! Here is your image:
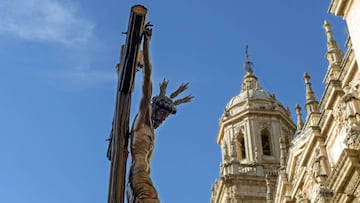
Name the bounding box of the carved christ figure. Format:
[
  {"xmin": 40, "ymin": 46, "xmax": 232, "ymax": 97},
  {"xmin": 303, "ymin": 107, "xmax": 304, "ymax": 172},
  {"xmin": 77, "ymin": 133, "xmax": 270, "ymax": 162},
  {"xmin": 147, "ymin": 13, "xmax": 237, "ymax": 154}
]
[{"xmin": 127, "ymin": 23, "xmax": 193, "ymax": 203}]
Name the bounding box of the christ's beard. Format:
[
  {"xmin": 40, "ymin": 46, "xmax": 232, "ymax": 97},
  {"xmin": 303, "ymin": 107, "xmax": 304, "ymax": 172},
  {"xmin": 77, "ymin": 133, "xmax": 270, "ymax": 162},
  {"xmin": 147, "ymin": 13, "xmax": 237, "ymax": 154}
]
[{"xmin": 152, "ymin": 118, "xmax": 163, "ymax": 129}]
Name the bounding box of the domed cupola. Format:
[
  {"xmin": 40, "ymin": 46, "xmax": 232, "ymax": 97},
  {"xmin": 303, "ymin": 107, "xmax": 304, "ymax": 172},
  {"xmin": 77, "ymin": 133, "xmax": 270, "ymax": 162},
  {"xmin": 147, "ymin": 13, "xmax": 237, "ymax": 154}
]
[
  {"xmin": 223, "ymin": 46, "xmax": 287, "ymax": 120},
  {"xmin": 212, "ymin": 46, "xmax": 296, "ymax": 203},
  {"xmin": 213, "ymin": 48, "xmax": 296, "ymax": 202}
]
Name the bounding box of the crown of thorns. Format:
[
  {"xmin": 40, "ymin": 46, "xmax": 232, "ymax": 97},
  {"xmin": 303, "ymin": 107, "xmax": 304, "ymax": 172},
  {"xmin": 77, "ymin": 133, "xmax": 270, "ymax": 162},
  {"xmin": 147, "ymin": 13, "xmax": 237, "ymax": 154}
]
[{"xmin": 151, "ymin": 79, "xmax": 193, "ymax": 114}]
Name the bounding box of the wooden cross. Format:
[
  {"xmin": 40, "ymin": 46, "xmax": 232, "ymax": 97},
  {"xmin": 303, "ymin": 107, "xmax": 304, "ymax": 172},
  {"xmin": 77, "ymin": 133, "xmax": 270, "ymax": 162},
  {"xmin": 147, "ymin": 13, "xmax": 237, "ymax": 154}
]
[{"xmin": 107, "ymin": 5, "xmax": 147, "ymax": 203}]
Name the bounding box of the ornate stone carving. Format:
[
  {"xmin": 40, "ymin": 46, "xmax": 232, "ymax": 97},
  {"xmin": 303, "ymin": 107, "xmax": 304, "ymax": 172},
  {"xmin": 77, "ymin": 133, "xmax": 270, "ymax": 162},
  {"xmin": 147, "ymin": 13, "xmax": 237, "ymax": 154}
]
[
  {"xmin": 295, "ymin": 190, "xmax": 309, "ymax": 203},
  {"xmin": 345, "ymin": 122, "xmax": 360, "ymax": 149},
  {"xmin": 311, "ymin": 149, "xmax": 329, "ymax": 186},
  {"xmin": 333, "ymin": 102, "xmax": 345, "ymax": 137},
  {"xmin": 279, "ymin": 136, "xmax": 287, "ymax": 168},
  {"xmin": 260, "ymin": 122, "xmax": 271, "ymax": 131},
  {"xmin": 309, "ymin": 148, "xmax": 334, "ymax": 203},
  {"xmin": 314, "ymin": 187, "xmax": 333, "ymax": 203},
  {"xmin": 329, "ymin": 68, "xmax": 340, "ymax": 81},
  {"xmin": 342, "ymin": 85, "xmax": 360, "ymax": 122},
  {"xmin": 266, "ymin": 175, "xmax": 273, "ymax": 203},
  {"xmin": 254, "ymin": 147, "xmax": 259, "ymax": 163}
]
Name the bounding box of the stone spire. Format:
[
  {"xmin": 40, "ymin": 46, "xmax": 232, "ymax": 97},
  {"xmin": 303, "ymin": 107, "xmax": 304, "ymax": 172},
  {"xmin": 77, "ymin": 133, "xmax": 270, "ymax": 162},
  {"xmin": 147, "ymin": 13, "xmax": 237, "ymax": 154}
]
[
  {"xmin": 241, "ymin": 45, "xmax": 259, "ymax": 92},
  {"xmin": 324, "ymin": 20, "xmax": 343, "ymax": 66},
  {"xmin": 323, "ymin": 20, "xmax": 343, "ymax": 84},
  {"xmin": 304, "ymin": 73, "xmax": 319, "ymax": 114},
  {"xmin": 295, "ymin": 104, "xmax": 304, "ymax": 131}
]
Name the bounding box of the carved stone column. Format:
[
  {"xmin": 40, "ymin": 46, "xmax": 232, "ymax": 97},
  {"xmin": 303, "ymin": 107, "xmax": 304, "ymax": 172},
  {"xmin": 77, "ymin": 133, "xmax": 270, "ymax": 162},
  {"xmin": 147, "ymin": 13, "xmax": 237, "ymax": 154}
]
[{"xmin": 266, "ymin": 175, "xmax": 273, "ymax": 203}]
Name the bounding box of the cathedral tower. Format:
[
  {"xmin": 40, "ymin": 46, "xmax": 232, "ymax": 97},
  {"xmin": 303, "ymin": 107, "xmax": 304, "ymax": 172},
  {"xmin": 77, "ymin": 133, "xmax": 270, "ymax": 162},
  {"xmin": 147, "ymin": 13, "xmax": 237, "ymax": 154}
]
[{"xmin": 211, "ymin": 48, "xmax": 296, "ymax": 203}]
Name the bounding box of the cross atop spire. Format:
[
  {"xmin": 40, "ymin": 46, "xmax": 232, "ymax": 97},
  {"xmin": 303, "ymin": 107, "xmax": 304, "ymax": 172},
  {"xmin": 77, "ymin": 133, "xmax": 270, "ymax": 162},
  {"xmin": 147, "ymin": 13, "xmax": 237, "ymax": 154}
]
[
  {"xmin": 245, "ymin": 45, "xmax": 250, "ymax": 61},
  {"xmin": 244, "ymin": 45, "xmax": 254, "ymax": 74},
  {"xmin": 241, "ymin": 45, "xmax": 259, "ymax": 92}
]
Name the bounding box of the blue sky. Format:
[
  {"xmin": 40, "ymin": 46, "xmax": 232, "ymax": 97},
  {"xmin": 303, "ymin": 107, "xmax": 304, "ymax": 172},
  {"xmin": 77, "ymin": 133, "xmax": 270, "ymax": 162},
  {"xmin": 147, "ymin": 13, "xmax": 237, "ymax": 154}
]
[{"xmin": 0, "ymin": 0, "xmax": 347, "ymax": 202}]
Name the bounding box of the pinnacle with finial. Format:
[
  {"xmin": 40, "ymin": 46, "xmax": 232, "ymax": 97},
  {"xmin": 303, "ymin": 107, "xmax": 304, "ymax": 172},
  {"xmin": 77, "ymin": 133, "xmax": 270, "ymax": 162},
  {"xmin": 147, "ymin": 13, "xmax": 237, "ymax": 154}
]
[
  {"xmin": 323, "ymin": 21, "xmax": 334, "ymax": 44},
  {"xmin": 323, "ymin": 20, "xmax": 343, "ymax": 65},
  {"xmin": 304, "ymin": 73, "xmax": 316, "ymax": 102},
  {"xmin": 303, "ymin": 72, "xmax": 319, "ymax": 113}
]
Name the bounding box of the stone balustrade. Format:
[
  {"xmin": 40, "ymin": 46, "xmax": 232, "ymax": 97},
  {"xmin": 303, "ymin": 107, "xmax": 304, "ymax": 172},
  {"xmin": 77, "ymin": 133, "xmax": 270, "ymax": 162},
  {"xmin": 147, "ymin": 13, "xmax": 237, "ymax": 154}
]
[{"xmin": 220, "ymin": 161, "xmax": 279, "ymax": 177}]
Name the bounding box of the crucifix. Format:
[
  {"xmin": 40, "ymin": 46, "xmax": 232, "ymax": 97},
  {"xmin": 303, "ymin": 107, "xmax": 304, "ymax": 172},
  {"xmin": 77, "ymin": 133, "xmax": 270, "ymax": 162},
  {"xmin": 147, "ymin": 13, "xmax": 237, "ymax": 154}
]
[
  {"xmin": 107, "ymin": 4, "xmax": 193, "ymax": 203},
  {"xmin": 107, "ymin": 5, "xmax": 148, "ymax": 203}
]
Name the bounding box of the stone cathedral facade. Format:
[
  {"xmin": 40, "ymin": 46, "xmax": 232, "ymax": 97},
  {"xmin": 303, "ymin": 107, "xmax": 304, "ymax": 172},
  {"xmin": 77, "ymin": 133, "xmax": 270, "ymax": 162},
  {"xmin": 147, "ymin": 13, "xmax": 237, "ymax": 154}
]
[{"xmin": 210, "ymin": 0, "xmax": 360, "ymax": 202}]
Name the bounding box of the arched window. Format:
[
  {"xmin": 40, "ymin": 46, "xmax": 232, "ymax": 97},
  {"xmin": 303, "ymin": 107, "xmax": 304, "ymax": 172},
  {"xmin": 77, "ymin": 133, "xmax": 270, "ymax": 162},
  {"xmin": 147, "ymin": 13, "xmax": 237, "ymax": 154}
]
[
  {"xmin": 261, "ymin": 129, "xmax": 271, "ymax": 156},
  {"xmin": 236, "ymin": 133, "xmax": 246, "ymax": 160}
]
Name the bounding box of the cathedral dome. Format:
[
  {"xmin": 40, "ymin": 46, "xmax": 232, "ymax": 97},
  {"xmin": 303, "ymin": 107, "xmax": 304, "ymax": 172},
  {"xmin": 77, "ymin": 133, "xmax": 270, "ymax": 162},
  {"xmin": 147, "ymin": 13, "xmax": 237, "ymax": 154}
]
[
  {"xmin": 222, "ymin": 65, "xmax": 286, "ymax": 119},
  {"xmin": 226, "ymin": 88, "xmax": 276, "ymax": 110},
  {"xmin": 223, "ymin": 87, "xmax": 284, "ymax": 120},
  {"xmin": 221, "ymin": 46, "xmax": 289, "ymax": 120}
]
